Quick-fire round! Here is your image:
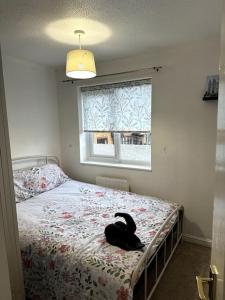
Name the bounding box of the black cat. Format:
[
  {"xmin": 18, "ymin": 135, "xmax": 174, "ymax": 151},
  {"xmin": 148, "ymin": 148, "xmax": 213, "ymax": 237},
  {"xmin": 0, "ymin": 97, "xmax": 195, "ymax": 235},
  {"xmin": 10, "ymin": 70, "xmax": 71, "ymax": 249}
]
[{"xmin": 104, "ymin": 212, "xmax": 145, "ymax": 251}]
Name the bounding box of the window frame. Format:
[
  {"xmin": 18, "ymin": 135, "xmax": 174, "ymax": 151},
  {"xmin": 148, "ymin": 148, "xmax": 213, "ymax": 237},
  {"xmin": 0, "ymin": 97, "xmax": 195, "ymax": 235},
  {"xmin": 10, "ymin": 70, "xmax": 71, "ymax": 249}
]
[
  {"xmin": 87, "ymin": 132, "xmax": 118, "ymax": 161},
  {"xmin": 86, "ymin": 131, "xmax": 151, "ymax": 167},
  {"xmin": 77, "ymin": 72, "xmax": 153, "ymax": 171},
  {"xmin": 87, "ymin": 132, "xmax": 121, "ymax": 162}
]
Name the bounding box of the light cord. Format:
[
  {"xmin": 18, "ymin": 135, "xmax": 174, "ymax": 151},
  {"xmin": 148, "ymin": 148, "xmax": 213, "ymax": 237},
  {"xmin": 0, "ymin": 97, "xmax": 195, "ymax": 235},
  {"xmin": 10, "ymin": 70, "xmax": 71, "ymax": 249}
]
[{"xmin": 79, "ymin": 34, "xmax": 81, "ymax": 49}]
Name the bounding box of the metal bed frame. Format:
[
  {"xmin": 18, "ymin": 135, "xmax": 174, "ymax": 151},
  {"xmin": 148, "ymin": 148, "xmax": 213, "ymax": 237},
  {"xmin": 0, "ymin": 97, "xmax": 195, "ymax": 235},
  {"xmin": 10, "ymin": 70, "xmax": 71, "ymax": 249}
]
[
  {"xmin": 133, "ymin": 208, "xmax": 183, "ymax": 300},
  {"xmin": 12, "ymin": 155, "xmax": 183, "ymax": 300},
  {"xmin": 12, "ymin": 155, "xmax": 59, "ymax": 170}
]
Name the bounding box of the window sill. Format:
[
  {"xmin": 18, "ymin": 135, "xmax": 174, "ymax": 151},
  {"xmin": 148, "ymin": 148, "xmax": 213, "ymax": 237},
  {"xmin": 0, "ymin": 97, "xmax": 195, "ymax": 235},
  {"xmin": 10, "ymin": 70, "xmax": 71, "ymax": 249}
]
[{"xmin": 80, "ymin": 160, "xmax": 152, "ymax": 172}]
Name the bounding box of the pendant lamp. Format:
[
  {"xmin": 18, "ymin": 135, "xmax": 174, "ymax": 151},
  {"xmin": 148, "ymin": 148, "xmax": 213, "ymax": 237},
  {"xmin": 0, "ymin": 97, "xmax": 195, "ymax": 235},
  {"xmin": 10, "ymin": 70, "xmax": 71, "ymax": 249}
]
[{"xmin": 66, "ymin": 30, "xmax": 96, "ymax": 79}]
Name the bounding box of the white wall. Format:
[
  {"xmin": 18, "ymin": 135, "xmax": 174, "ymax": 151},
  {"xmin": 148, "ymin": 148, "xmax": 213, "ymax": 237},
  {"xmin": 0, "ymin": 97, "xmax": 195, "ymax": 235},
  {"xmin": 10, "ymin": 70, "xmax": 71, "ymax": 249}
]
[
  {"xmin": 58, "ymin": 38, "xmax": 219, "ymax": 242},
  {"xmin": 2, "ymin": 56, "xmax": 61, "ymax": 159}
]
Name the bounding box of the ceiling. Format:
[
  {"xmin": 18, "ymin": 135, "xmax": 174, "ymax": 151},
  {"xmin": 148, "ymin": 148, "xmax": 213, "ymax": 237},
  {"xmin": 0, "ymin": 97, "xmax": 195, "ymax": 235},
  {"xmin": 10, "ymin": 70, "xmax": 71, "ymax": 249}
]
[{"xmin": 0, "ymin": 0, "xmax": 223, "ymax": 67}]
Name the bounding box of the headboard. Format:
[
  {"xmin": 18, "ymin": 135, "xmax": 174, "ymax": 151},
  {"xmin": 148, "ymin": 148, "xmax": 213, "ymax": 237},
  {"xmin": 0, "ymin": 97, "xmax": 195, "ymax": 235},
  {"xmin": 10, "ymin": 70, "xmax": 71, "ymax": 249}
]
[{"xmin": 12, "ymin": 155, "xmax": 59, "ymax": 171}]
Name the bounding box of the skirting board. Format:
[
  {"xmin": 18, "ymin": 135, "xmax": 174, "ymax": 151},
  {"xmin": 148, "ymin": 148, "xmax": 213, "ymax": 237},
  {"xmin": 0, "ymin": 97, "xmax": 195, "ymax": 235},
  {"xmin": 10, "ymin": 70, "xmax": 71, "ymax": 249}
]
[{"xmin": 183, "ymin": 234, "xmax": 212, "ymax": 248}]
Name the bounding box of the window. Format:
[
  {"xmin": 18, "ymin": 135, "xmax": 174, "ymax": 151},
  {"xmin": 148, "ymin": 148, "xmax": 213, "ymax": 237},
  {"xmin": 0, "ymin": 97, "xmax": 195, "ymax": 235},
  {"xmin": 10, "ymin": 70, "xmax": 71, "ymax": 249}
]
[{"xmin": 79, "ymin": 78, "xmax": 152, "ymax": 170}]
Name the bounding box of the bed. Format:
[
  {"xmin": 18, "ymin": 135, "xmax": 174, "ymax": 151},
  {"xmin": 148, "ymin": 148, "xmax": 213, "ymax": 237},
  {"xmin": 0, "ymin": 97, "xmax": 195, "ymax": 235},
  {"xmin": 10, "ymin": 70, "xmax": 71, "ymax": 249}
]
[{"xmin": 13, "ymin": 156, "xmax": 183, "ymax": 300}]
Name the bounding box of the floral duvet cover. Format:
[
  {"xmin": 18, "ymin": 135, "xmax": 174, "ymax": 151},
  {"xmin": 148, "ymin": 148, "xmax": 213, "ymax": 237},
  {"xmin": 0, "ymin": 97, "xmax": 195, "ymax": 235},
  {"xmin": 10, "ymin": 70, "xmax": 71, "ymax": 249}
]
[{"xmin": 16, "ymin": 180, "xmax": 180, "ymax": 300}]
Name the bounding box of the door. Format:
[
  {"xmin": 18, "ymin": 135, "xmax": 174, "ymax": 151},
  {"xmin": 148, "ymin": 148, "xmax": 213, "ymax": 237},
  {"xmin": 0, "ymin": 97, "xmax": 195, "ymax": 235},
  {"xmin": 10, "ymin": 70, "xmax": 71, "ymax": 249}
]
[
  {"xmin": 200, "ymin": 0, "xmax": 225, "ymax": 299},
  {"xmin": 211, "ymin": 0, "xmax": 225, "ymax": 298},
  {"xmin": 0, "ymin": 46, "xmax": 24, "ymax": 299},
  {"xmin": 197, "ymin": 2, "xmax": 225, "ymax": 299},
  {"xmin": 0, "ymin": 208, "xmax": 12, "ymax": 299}
]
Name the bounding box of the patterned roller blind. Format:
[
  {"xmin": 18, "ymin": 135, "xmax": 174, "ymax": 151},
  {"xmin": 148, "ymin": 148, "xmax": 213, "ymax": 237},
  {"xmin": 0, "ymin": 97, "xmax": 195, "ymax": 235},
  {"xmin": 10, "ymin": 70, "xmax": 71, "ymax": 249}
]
[{"xmin": 81, "ymin": 79, "xmax": 151, "ymax": 132}]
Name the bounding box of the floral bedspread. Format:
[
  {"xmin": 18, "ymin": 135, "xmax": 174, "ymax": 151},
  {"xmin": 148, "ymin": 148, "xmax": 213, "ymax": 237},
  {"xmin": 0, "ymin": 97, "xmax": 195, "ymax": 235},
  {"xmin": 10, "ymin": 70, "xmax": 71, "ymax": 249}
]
[{"xmin": 16, "ymin": 180, "xmax": 180, "ymax": 300}]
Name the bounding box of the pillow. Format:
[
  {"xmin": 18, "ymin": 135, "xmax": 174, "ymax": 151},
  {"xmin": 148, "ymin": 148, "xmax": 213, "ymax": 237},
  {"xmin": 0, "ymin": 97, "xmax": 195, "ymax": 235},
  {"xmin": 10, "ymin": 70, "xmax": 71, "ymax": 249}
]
[
  {"xmin": 14, "ymin": 167, "xmax": 40, "ymax": 202},
  {"xmin": 35, "ymin": 164, "xmax": 69, "ymax": 193},
  {"xmin": 14, "ymin": 164, "xmax": 69, "ymax": 202}
]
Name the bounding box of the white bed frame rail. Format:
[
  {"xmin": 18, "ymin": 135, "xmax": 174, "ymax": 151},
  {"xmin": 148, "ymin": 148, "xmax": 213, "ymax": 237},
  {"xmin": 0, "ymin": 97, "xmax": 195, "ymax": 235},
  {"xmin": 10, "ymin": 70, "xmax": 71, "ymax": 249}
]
[
  {"xmin": 12, "ymin": 155, "xmax": 59, "ymax": 171},
  {"xmin": 133, "ymin": 208, "xmax": 183, "ymax": 300}
]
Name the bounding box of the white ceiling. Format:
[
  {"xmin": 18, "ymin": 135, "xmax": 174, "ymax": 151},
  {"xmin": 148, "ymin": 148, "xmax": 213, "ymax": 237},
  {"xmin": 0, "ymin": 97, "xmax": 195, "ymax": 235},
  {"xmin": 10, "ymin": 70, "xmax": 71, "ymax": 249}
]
[{"xmin": 0, "ymin": 0, "xmax": 222, "ymax": 67}]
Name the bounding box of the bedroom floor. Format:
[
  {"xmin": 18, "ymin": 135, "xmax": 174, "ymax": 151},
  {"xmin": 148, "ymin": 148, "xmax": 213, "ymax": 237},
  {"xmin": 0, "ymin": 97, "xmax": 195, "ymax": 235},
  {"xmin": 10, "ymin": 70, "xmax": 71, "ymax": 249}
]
[{"xmin": 151, "ymin": 241, "xmax": 211, "ymax": 300}]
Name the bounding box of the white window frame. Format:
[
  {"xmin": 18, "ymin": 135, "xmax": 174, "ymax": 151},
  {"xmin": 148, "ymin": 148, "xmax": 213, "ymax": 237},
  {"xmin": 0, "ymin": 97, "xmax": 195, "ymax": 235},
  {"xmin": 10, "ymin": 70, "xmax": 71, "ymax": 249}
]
[
  {"xmin": 77, "ymin": 71, "xmax": 153, "ymax": 171},
  {"xmin": 86, "ymin": 132, "xmax": 151, "ymax": 167},
  {"xmin": 87, "ymin": 132, "xmax": 120, "ymax": 160},
  {"xmin": 88, "ymin": 132, "xmax": 117, "ymax": 160}
]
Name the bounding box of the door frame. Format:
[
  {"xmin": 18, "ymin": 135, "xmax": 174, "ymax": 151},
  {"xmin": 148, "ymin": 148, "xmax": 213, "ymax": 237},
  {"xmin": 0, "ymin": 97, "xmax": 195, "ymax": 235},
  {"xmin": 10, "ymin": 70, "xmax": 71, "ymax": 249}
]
[
  {"xmin": 211, "ymin": 0, "xmax": 225, "ymax": 299},
  {"xmin": 0, "ymin": 46, "xmax": 24, "ymax": 299}
]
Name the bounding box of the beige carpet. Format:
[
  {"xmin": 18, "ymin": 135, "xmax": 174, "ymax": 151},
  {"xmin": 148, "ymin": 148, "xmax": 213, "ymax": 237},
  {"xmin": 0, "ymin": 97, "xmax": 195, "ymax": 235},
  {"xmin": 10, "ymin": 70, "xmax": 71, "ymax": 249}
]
[{"xmin": 151, "ymin": 242, "xmax": 211, "ymax": 300}]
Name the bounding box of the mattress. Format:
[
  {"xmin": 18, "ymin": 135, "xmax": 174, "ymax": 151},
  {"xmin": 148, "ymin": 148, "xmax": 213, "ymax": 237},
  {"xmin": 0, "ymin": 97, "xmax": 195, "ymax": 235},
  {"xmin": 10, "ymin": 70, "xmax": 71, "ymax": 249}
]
[{"xmin": 16, "ymin": 179, "xmax": 180, "ymax": 300}]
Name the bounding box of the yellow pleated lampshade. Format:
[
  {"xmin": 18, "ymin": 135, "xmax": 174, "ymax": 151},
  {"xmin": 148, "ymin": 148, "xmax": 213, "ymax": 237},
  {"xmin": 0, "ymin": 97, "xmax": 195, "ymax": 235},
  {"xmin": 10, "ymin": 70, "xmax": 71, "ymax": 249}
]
[{"xmin": 66, "ymin": 49, "xmax": 96, "ymax": 79}]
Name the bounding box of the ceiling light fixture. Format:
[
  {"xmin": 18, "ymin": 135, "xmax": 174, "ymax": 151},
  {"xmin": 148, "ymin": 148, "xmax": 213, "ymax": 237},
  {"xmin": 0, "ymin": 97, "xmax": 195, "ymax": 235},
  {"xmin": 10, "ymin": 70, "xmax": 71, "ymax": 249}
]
[{"xmin": 66, "ymin": 30, "xmax": 96, "ymax": 79}]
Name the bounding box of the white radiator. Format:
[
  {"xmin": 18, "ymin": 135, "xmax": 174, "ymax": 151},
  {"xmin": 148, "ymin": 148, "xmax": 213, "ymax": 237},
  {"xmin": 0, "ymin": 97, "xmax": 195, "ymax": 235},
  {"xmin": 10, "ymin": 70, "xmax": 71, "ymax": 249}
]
[{"xmin": 96, "ymin": 176, "xmax": 130, "ymax": 192}]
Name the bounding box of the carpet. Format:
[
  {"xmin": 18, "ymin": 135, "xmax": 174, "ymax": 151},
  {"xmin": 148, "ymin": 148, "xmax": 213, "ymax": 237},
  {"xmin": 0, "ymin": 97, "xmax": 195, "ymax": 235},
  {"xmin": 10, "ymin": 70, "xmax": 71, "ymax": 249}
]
[{"xmin": 151, "ymin": 241, "xmax": 211, "ymax": 300}]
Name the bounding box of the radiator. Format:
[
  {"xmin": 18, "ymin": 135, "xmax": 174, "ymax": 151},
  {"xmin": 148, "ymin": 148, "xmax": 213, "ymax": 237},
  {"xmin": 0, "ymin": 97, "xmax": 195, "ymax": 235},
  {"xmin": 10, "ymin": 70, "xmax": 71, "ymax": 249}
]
[{"xmin": 96, "ymin": 176, "xmax": 130, "ymax": 192}]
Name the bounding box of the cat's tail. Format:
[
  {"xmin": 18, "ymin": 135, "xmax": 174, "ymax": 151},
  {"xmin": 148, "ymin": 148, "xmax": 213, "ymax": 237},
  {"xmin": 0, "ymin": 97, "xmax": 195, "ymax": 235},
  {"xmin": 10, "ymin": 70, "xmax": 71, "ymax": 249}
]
[{"xmin": 115, "ymin": 212, "xmax": 136, "ymax": 233}]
